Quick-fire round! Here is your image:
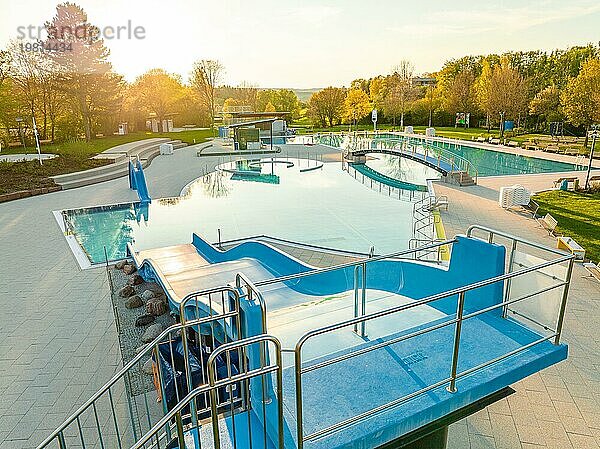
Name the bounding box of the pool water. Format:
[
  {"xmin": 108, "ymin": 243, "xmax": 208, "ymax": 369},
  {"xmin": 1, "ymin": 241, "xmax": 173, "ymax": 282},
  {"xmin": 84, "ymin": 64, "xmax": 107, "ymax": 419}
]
[
  {"xmin": 65, "ymin": 158, "xmax": 420, "ymax": 264},
  {"xmin": 401, "ymin": 136, "xmax": 582, "ymax": 176},
  {"xmin": 365, "ymin": 155, "xmax": 441, "ymax": 185}
]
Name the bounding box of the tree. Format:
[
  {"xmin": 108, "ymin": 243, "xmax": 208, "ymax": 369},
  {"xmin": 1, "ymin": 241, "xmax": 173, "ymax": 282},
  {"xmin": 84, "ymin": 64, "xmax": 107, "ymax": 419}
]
[
  {"xmin": 486, "ymin": 58, "xmax": 529, "ymax": 136},
  {"xmin": 561, "ymin": 58, "xmax": 600, "ymax": 147},
  {"xmin": 369, "ymin": 76, "xmax": 386, "ymax": 111},
  {"xmin": 344, "ymin": 88, "xmax": 371, "ymax": 130},
  {"xmin": 190, "ymin": 59, "xmax": 224, "ymax": 131},
  {"xmin": 475, "ymin": 59, "xmax": 494, "ymax": 131},
  {"xmin": 126, "ymin": 69, "xmax": 185, "ymax": 132},
  {"xmin": 529, "ymin": 85, "xmax": 562, "ymax": 124},
  {"xmin": 254, "ymin": 89, "xmax": 300, "ymax": 118},
  {"xmin": 389, "ymin": 61, "xmax": 418, "ymax": 127},
  {"xmin": 308, "ymin": 86, "xmax": 346, "ymax": 127},
  {"xmin": 44, "ymin": 2, "xmax": 115, "ymax": 141},
  {"xmin": 441, "ymin": 68, "xmax": 477, "ymax": 126},
  {"xmin": 272, "ymin": 89, "xmax": 300, "ymax": 118},
  {"xmin": 423, "ymin": 85, "xmax": 442, "ymax": 127}
]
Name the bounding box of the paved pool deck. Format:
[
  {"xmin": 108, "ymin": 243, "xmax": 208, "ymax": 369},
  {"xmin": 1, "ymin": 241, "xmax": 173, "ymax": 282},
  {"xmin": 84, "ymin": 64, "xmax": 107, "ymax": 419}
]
[{"xmin": 0, "ymin": 142, "xmax": 598, "ymax": 449}]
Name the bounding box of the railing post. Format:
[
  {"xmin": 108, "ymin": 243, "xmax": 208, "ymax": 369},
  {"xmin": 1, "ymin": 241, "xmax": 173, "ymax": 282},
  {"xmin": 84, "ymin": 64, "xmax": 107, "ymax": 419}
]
[
  {"xmin": 360, "ymin": 262, "xmax": 367, "ymax": 337},
  {"xmin": 57, "ymin": 431, "xmax": 67, "ymax": 449},
  {"xmin": 554, "ymin": 257, "xmax": 575, "ymax": 345},
  {"xmin": 353, "ymin": 266, "xmax": 361, "ymax": 333},
  {"xmin": 175, "ymin": 412, "xmax": 186, "ymax": 449},
  {"xmin": 447, "ymin": 291, "xmax": 466, "ymax": 393},
  {"xmin": 295, "ymin": 347, "xmax": 305, "ymax": 449},
  {"xmin": 503, "ymin": 240, "xmax": 518, "ymax": 318}
]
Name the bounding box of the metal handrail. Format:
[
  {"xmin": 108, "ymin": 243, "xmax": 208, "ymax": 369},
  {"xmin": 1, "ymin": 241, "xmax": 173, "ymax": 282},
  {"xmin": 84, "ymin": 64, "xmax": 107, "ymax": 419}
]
[
  {"xmin": 253, "ymin": 239, "xmax": 457, "ymax": 288},
  {"xmin": 466, "ymin": 225, "xmax": 569, "ymax": 256},
  {"xmin": 343, "ymin": 162, "xmax": 427, "ymax": 202},
  {"xmin": 36, "ymin": 312, "xmax": 243, "ymax": 449},
  {"xmin": 293, "ymin": 249, "xmax": 574, "ymax": 446},
  {"xmin": 130, "ymin": 334, "xmax": 284, "ymax": 449},
  {"xmin": 316, "ymin": 132, "xmax": 479, "ymax": 183}
]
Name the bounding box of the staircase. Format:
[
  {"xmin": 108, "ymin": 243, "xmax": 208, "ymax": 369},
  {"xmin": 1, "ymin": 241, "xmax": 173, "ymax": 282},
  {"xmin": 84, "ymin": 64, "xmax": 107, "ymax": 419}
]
[
  {"xmin": 450, "ymin": 171, "xmax": 476, "ymax": 186},
  {"xmin": 52, "ymin": 139, "xmax": 188, "ymax": 189}
]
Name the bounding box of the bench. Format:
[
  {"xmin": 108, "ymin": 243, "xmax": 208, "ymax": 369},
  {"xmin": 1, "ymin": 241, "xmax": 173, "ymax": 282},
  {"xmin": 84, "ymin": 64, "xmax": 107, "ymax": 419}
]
[
  {"xmin": 544, "ymin": 145, "xmax": 560, "ymax": 153},
  {"xmin": 537, "ymin": 213, "xmax": 558, "ymax": 235},
  {"xmin": 507, "ymin": 141, "xmax": 520, "ymax": 147},
  {"xmin": 583, "ymin": 262, "xmax": 600, "ymax": 282},
  {"xmin": 7, "ymin": 141, "xmax": 22, "ymax": 148},
  {"xmin": 489, "ymin": 138, "xmax": 501, "ymax": 145},
  {"xmin": 557, "ymin": 236, "xmax": 585, "ymax": 260},
  {"xmin": 475, "ymin": 136, "xmax": 487, "ymax": 143},
  {"xmin": 39, "ymin": 139, "xmax": 53, "ymax": 145}
]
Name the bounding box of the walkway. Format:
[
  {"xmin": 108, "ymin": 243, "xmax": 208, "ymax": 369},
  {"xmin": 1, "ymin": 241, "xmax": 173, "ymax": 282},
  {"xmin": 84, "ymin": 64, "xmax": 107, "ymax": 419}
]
[
  {"xmin": 0, "ymin": 142, "xmax": 598, "ymax": 449},
  {"xmin": 435, "ymin": 180, "xmax": 600, "ymax": 449},
  {"xmin": 0, "ymin": 143, "xmax": 336, "ymax": 449}
]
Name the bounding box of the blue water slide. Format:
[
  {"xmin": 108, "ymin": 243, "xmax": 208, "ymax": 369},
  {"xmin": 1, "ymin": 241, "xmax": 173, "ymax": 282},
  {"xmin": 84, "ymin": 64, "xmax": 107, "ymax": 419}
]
[
  {"xmin": 128, "ymin": 159, "xmax": 151, "ymax": 204},
  {"xmin": 191, "ymin": 233, "xmax": 506, "ymax": 317}
]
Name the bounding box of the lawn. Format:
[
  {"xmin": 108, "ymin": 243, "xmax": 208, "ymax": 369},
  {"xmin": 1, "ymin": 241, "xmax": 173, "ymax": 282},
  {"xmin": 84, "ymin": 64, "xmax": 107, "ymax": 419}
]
[
  {"xmin": 533, "ymin": 190, "xmax": 600, "ymax": 263},
  {"xmin": 0, "ymin": 129, "xmax": 213, "ymax": 195}
]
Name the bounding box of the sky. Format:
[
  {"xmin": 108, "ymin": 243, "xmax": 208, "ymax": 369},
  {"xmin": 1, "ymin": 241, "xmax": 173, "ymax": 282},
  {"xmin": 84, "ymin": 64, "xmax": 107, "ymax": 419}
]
[{"xmin": 1, "ymin": 0, "xmax": 599, "ymax": 88}]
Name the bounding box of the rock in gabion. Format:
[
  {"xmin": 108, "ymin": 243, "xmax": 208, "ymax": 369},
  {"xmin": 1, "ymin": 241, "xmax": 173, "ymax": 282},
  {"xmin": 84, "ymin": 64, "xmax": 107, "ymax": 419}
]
[
  {"xmin": 127, "ymin": 274, "xmax": 144, "ymax": 286},
  {"xmin": 135, "ymin": 314, "xmax": 155, "ymax": 327},
  {"xmin": 123, "ymin": 264, "xmax": 136, "ymax": 275},
  {"xmin": 115, "ymin": 260, "xmax": 127, "ymax": 270},
  {"xmin": 141, "ymin": 289, "xmax": 155, "ymax": 301},
  {"xmin": 119, "ymin": 285, "xmax": 135, "ymax": 298},
  {"xmin": 125, "ymin": 295, "xmax": 143, "ymax": 309},
  {"xmin": 142, "ymin": 323, "xmax": 164, "ymax": 343},
  {"xmin": 146, "ymin": 297, "xmax": 168, "ymax": 316},
  {"xmin": 142, "ymin": 358, "xmax": 154, "ymax": 375}
]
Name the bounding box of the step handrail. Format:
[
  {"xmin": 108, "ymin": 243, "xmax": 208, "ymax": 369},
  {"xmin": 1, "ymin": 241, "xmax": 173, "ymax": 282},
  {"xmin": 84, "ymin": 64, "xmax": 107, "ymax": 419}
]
[
  {"xmin": 36, "ymin": 287, "xmax": 243, "ymax": 449},
  {"xmin": 130, "ymin": 334, "xmax": 285, "ymax": 449}
]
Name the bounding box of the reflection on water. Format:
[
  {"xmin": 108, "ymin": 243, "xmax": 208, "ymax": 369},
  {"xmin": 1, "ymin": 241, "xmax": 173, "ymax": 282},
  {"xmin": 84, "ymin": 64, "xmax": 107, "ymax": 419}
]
[
  {"xmin": 366, "ymin": 154, "xmax": 441, "ymax": 185},
  {"xmin": 64, "ymin": 158, "xmax": 418, "ymax": 264},
  {"xmin": 203, "ymin": 170, "xmax": 231, "ymax": 198}
]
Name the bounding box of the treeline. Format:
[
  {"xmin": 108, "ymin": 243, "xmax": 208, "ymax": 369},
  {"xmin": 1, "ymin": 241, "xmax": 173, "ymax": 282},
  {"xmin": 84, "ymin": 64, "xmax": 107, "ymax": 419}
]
[
  {"xmin": 307, "ymin": 45, "xmax": 600, "ymax": 144},
  {"xmin": 1, "ymin": 2, "xmax": 598, "ymax": 146},
  {"xmin": 0, "ymin": 4, "xmax": 250, "ymax": 144}
]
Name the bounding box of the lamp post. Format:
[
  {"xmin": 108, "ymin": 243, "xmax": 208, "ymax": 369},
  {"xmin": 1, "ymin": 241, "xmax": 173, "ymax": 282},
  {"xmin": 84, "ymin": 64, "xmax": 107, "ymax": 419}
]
[{"xmin": 584, "ymin": 126, "xmax": 599, "ymax": 191}]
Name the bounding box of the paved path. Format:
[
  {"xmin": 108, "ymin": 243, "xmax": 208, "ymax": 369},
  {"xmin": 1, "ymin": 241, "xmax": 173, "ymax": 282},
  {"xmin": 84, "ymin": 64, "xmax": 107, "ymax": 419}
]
[
  {"xmin": 0, "ymin": 143, "xmax": 335, "ymax": 449},
  {"xmin": 435, "ymin": 181, "xmax": 600, "ymax": 449},
  {"xmin": 0, "ymin": 143, "xmax": 598, "ymax": 449}
]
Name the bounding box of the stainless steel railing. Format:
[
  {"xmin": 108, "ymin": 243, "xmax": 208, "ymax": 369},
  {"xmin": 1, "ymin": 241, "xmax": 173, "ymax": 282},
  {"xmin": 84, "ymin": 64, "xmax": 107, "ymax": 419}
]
[
  {"xmin": 130, "ymin": 334, "xmax": 284, "ymax": 449},
  {"xmin": 37, "ymin": 284, "xmax": 248, "ymax": 449},
  {"xmin": 342, "ymin": 160, "xmax": 428, "ymax": 202},
  {"xmin": 315, "ymin": 132, "xmax": 479, "ymax": 184},
  {"xmin": 292, "ymin": 240, "xmax": 574, "ymax": 447}
]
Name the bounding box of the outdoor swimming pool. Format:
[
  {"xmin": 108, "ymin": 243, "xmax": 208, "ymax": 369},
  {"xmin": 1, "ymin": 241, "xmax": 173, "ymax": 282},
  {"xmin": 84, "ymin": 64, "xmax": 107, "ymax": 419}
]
[
  {"xmin": 316, "ymin": 133, "xmax": 583, "ymax": 177},
  {"xmin": 63, "ymin": 158, "xmax": 420, "ymax": 264},
  {"xmin": 387, "ymin": 135, "xmax": 583, "ymax": 176}
]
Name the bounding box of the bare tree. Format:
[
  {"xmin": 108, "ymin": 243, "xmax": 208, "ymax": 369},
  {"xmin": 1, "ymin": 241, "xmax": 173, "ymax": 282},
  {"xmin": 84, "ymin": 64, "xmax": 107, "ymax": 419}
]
[
  {"xmin": 389, "ymin": 60, "xmax": 419, "ymax": 128},
  {"xmin": 190, "ymin": 60, "xmax": 224, "ymax": 131}
]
